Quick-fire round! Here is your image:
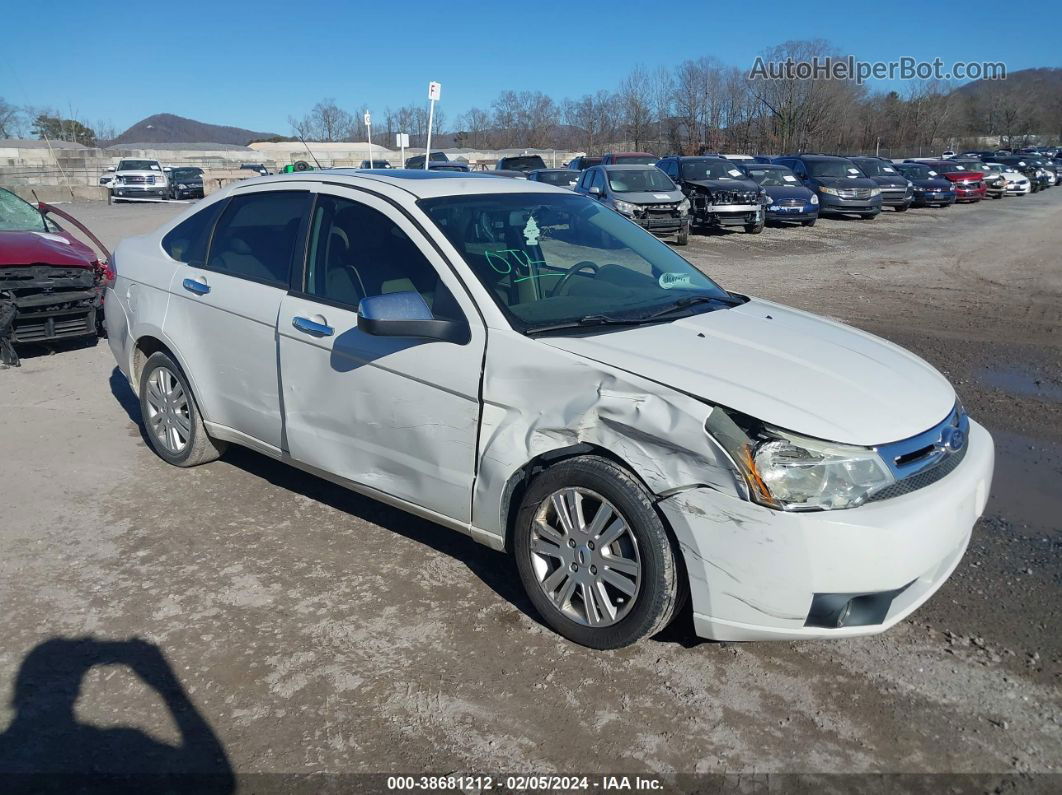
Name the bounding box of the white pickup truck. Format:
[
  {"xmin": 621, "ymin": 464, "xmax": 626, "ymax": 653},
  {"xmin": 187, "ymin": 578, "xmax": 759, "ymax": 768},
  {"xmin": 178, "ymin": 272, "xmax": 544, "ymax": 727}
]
[{"xmin": 104, "ymin": 159, "xmax": 169, "ymax": 201}]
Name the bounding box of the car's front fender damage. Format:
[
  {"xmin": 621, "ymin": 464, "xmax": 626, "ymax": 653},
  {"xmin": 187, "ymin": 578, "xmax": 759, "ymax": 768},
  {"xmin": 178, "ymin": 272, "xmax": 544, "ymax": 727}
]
[{"xmin": 472, "ymin": 333, "xmax": 742, "ymax": 540}]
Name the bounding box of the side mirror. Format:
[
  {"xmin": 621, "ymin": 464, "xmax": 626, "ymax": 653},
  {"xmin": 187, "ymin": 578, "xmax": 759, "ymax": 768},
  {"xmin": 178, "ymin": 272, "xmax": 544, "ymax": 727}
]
[
  {"xmin": 106, "ymin": 166, "xmax": 115, "ymax": 172},
  {"xmin": 357, "ymin": 291, "xmax": 469, "ymax": 344},
  {"xmin": 588, "ymin": 186, "xmax": 602, "ymax": 196}
]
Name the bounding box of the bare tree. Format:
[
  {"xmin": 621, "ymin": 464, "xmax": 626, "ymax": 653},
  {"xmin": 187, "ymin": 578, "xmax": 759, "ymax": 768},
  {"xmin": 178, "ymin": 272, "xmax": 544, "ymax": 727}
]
[
  {"xmin": 563, "ymin": 91, "xmax": 615, "ymax": 154},
  {"xmin": 0, "ymin": 97, "xmax": 24, "ymax": 138},
  {"xmin": 617, "ymin": 66, "xmax": 654, "ymax": 150},
  {"xmin": 457, "ymin": 107, "xmax": 492, "ymax": 148}
]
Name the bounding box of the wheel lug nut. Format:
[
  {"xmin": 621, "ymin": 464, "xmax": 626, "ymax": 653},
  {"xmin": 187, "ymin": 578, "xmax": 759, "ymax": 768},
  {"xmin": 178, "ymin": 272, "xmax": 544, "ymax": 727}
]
[
  {"xmin": 570, "ymin": 563, "xmax": 579, "ymax": 572},
  {"xmin": 587, "ymin": 541, "xmax": 595, "ymax": 550},
  {"xmin": 590, "ymin": 566, "xmax": 597, "ymax": 575},
  {"xmin": 568, "ymin": 539, "xmax": 576, "ymax": 548}
]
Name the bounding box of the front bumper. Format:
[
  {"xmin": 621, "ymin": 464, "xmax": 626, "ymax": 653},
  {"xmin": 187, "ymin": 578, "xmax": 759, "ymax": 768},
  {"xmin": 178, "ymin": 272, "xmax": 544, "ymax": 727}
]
[
  {"xmin": 111, "ymin": 185, "xmax": 168, "ymax": 199},
  {"xmin": 818, "ymin": 195, "xmax": 882, "ymax": 215},
  {"xmin": 765, "ymin": 204, "xmax": 818, "ymax": 222},
  {"xmin": 912, "ymin": 190, "xmax": 956, "ymax": 206},
  {"xmin": 632, "ymin": 216, "xmax": 688, "ymax": 234},
  {"xmin": 881, "ymin": 191, "xmax": 913, "ymax": 207},
  {"xmin": 660, "ymin": 419, "xmax": 994, "ymax": 641},
  {"xmin": 693, "ymin": 204, "xmax": 762, "ymax": 226}
]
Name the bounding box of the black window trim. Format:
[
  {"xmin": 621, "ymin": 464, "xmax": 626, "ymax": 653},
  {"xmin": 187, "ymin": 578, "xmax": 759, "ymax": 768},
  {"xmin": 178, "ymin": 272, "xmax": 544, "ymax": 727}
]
[
  {"xmin": 198, "ymin": 189, "xmax": 313, "ymax": 290},
  {"xmin": 160, "ymin": 196, "xmax": 229, "ymax": 268}
]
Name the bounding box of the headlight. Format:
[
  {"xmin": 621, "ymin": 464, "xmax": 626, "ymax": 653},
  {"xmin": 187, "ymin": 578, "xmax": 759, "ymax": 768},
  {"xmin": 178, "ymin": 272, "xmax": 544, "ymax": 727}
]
[
  {"xmin": 677, "ymin": 197, "xmax": 690, "ymax": 215},
  {"xmin": 705, "ymin": 409, "xmax": 895, "ymax": 511},
  {"xmin": 819, "ymin": 186, "xmax": 839, "ymax": 196},
  {"xmin": 870, "ymin": 187, "xmax": 882, "ymax": 197},
  {"xmin": 613, "ymin": 199, "xmax": 636, "ymax": 215},
  {"xmin": 809, "ymin": 194, "xmax": 818, "ymax": 205}
]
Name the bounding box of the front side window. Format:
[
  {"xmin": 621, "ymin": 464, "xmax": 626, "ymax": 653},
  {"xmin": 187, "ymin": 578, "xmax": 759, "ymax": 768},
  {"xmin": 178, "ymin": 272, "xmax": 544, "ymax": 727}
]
[
  {"xmin": 606, "ymin": 168, "xmax": 675, "ymax": 193},
  {"xmin": 206, "ymin": 191, "xmax": 309, "ymax": 285},
  {"xmin": 303, "ymin": 194, "xmax": 459, "ymax": 317},
  {"xmin": 420, "ymin": 192, "xmax": 731, "ymax": 331}
]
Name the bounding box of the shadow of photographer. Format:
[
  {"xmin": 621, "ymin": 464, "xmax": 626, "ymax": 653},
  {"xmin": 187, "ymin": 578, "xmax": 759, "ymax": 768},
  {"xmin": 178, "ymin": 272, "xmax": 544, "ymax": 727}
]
[{"xmin": 0, "ymin": 636, "xmax": 234, "ymax": 794}]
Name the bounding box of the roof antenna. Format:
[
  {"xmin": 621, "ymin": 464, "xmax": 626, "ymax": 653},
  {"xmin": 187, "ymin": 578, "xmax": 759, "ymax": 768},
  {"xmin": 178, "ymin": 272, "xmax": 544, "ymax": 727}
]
[{"xmin": 298, "ymin": 135, "xmax": 324, "ymax": 170}]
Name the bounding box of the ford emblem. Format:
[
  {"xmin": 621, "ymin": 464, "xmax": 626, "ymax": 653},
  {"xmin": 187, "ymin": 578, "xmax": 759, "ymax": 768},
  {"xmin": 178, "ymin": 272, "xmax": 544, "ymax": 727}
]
[{"xmin": 941, "ymin": 427, "xmax": 966, "ymax": 453}]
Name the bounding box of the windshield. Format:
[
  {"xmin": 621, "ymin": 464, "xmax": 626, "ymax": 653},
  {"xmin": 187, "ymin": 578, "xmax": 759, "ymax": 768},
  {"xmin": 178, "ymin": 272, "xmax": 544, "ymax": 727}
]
[
  {"xmin": 609, "ymin": 155, "xmax": 656, "ymax": 165},
  {"xmin": 420, "ymin": 192, "xmax": 730, "ymax": 330},
  {"xmin": 806, "ymin": 159, "xmax": 864, "ymax": 178},
  {"xmin": 898, "ymin": 164, "xmax": 935, "ymax": 179},
  {"xmin": 934, "ymin": 163, "xmax": 966, "ymax": 173},
  {"xmin": 854, "ymin": 159, "xmax": 899, "ymax": 177},
  {"xmin": 172, "ymin": 168, "xmax": 203, "ymax": 180},
  {"xmin": 679, "ymin": 159, "xmax": 748, "ymax": 180},
  {"xmin": 956, "ymin": 161, "xmax": 987, "ymax": 172},
  {"xmin": 0, "ymin": 188, "xmax": 49, "ymax": 232},
  {"xmin": 607, "ymin": 168, "xmax": 675, "ymax": 193},
  {"xmin": 502, "ymin": 156, "xmax": 546, "ymax": 171},
  {"xmin": 744, "ymin": 165, "xmax": 798, "ymax": 186},
  {"xmin": 117, "ymin": 160, "xmax": 161, "ymax": 171},
  {"xmin": 535, "ymin": 171, "xmax": 579, "ymax": 187}
]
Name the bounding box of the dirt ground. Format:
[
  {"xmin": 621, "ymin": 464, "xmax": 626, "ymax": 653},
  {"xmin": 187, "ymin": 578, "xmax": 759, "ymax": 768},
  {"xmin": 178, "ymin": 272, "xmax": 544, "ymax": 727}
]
[{"xmin": 0, "ymin": 190, "xmax": 1059, "ymax": 791}]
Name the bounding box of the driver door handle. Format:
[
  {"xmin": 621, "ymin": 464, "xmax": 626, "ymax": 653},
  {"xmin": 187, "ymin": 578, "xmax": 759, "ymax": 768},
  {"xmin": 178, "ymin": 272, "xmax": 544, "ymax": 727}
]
[
  {"xmin": 292, "ymin": 315, "xmax": 334, "ymax": 337},
  {"xmin": 182, "ymin": 276, "xmax": 210, "ymax": 295}
]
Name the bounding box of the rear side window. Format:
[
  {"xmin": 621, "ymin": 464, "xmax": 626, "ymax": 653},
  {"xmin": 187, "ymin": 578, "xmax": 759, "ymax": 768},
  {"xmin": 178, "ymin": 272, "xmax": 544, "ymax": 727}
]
[
  {"xmin": 206, "ymin": 191, "xmax": 310, "ymax": 286},
  {"xmin": 162, "ymin": 200, "xmax": 227, "ymax": 265}
]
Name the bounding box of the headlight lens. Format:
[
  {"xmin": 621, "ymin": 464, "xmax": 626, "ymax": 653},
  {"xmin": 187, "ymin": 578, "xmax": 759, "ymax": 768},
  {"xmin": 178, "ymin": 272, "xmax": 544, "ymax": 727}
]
[
  {"xmin": 613, "ymin": 199, "xmax": 636, "ymax": 215},
  {"xmin": 705, "ymin": 409, "xmax": 895, "ymax": 511},
  {"xmin": 677, "ymin": 197, "xmax": 690, "ymax": 215},
  {"xmin": 809, "ymin": 194, "xmax": 819, "ymax": 205},
  {"xmin": 870, "ymin": 187, "xmax": 882, "ymax": 196},
  {"xmin": 819, "ymin": 186, "xmax": 839, "ymax": 196}
]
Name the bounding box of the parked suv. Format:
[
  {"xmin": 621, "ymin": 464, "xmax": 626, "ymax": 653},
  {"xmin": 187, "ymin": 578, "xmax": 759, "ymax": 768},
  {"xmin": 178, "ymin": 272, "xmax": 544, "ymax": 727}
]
[
  {"xmin": 495, "ymin": 154, "xmax": 548, "ymax": 172},
  {"xmin": 849, "ymin": 157, "xmax": 914, "ymax": 211},
  {"xmin": 105, "ymin": 171, "xmax": 994, "ymax": 649},
  {"xmin": 107, "ymin": 159, "xmax": 169, "ymax": 201},
  {"xmin": 575, "ymin": 164, "xmax": 689, "ymax": 244},
  {"xmin": 773, "ymin": 155, "xmax": 882, "ymax": 219},
  {"xmin": 656, "ymin": 156, "xmax": 765, "ymax": 234},
  {"xmin": 566, "ymin": 155, "xmax": 603, "ymax": 170}
]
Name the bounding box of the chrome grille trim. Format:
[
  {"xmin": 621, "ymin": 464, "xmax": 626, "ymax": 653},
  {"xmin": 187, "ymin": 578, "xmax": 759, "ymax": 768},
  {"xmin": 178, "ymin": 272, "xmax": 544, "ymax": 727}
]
[{"xmin": 870, "ymin": 403, "xmax": 970, "ymax": 501}]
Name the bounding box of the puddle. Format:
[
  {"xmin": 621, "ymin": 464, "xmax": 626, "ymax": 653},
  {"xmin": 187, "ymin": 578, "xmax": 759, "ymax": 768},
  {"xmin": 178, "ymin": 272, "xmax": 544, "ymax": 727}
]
[
  {"xmin": 984, "ymin": 430, "xmax": 1062, "ymax": 533},
  {"xmin": 977, "ymin": 365, "xmax": 1062, "ymax": 403}
]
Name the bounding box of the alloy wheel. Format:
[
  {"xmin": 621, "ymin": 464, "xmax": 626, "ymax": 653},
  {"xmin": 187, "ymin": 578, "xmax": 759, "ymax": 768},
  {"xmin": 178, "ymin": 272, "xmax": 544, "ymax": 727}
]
[
  {"xmin": 529, "ymin": 487, "xmax": 642, "ymax": 627},
  {"xmin": 145, "ymin": 366, "xmax": 191, "ymax": 454}
]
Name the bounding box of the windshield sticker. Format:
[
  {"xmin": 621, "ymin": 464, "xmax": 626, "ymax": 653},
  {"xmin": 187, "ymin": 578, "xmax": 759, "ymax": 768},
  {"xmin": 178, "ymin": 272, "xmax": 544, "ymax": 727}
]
[
  {"xmin": 882, "ymin": 166, "xmax": 896, "ymax": 172},
  {"xmin": 727, "ymin": 169, "xmax": 742, "ymax": 177},
  {"xmin": 658, "ymin": 272, "xmax": 692, "ymax": 289},
  {"xmin": 522, "ymin": 216, "xmax": 540, "ymax": 246},
  {"xmin": 782, "ymin": 175, "xmax": 797, "ymax": 182},
  {"xmin": 928, "ymin": 170, "xmax": 938, "ymax": 176},
  {"xmin": 847, "ymin": 168, "xmax": 860, "ymax": 174},
  {"xmin": 954, "ymin": 165, "xmax": 965, "ymax": 170}
]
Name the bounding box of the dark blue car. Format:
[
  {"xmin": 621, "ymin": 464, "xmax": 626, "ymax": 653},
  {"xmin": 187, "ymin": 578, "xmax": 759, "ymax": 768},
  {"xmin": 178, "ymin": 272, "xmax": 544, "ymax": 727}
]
[
  {"xmin": 894, "ymin": 163, "xmax": 956, "ymax": 207},
  {"xmin": 742, "ymin": 163, "xmax": 819, "ymax": 226}
]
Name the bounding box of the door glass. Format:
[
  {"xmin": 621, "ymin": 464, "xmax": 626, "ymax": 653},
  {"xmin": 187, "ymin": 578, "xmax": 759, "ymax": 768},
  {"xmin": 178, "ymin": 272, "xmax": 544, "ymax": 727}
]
[
  {"xmin": 162, "ymin": 200, "xmax": 227, "ymax": 265},
  {"xmin": 303, "ymin": 195, "xmax": 460, "ymax": 318},
  {"xmin": 207, "ymin": 191, "xmax": 309, "ymax": 285}
]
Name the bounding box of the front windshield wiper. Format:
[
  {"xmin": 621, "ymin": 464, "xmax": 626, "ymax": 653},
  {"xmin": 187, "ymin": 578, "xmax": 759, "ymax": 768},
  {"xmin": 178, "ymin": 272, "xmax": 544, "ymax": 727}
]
[
  {"xmin": 642, "ymin": 294, "xmax": 742, "ymax": 320},
  {"xmin": 525, "ymin": 314, "xmax": 653, "ymax": 335}
]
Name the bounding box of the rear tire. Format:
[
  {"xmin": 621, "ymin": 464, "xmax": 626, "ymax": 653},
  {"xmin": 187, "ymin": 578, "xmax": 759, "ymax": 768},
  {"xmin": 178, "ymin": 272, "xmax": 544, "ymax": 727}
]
[
  {"xmin": 513, "ymin": 456, "xmax": 681, "ymax": 649},
  {"xmin": 139, "ymin": 351, "xmax": 226, "ymax": 467}
]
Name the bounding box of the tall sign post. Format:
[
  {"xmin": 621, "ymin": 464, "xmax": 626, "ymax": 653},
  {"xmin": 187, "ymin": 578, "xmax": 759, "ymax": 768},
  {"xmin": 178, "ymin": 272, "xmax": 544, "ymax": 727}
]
[
  {"xmin": 424, "ymin": 81, "xmax": 441, "ymax": 170},
  {"xmin": 364, "ymin": 111, "xmax": 373, "ymax": 168}
]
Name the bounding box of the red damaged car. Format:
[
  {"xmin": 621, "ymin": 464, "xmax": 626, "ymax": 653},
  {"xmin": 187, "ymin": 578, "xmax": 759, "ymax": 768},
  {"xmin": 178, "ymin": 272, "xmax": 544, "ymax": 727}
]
[
  {"xmin": 0, "ymin": 188, "xmax": 112, "ymax": 367},
  {"xmin": 906, "ymin": 160, "xmax": 986, "ymax": 203}
]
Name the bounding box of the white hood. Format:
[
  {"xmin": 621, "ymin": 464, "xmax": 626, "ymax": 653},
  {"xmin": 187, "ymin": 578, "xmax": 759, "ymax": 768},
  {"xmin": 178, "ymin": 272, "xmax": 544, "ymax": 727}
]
[{"xmin": 542, "ymin": 298, "xmax": 955, "ymax": 446}]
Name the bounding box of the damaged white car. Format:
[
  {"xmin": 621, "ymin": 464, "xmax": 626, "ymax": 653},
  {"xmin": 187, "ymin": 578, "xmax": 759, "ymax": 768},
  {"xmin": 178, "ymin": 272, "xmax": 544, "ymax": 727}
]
[{"xmin": 105, "ymin": 171, "xmax": 994, "ymax": 648}]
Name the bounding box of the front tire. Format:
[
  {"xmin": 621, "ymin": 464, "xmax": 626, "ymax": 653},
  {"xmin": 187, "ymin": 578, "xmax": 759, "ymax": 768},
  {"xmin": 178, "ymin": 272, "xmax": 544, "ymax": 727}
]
[
  {"xmin": 675, "ymin": 226, "xmax": 689, "ymax": 246},
  {"xmin": 894, "ymin": 205, "xmax": 909, "ymax": 212},
  {"xmin": 801, "ymin": 218, "xmax": 817, "ymax": 227},
  {"xmin": 744, "ymin": 217, "xmax": 764, "ymax": 234},
  {"xmin": 513, "ymin": 456, "xmax": 680, "ymax": 649},
  {"xmin": 139, "ymin": 351, "xmax": 226, "ymax": 467}
]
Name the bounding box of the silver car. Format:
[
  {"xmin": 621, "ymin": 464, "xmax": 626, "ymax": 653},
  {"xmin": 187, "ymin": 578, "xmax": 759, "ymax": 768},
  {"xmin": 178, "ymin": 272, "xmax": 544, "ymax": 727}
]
[{"xmin": 575, "ymin": 165, "xmax": 690, "ymax": 245}]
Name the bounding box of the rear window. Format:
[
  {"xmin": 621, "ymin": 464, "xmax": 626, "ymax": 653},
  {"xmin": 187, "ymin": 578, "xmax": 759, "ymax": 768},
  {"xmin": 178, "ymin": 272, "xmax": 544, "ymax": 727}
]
[
  {"xmin": 162, "ymin": 200, "xmax": 227, "ymax": 265},
  {"xmin": 501, "ymin": 156, "xmax": 547, "ymax": 171},
  {"xmin": 610, "ymin": 155, "xmax": 657, "ymax": 165}
]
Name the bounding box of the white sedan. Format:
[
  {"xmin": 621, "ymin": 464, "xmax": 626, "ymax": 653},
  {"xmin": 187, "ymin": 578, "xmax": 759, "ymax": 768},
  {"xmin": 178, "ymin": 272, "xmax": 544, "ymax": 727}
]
[{"xmin": 104, "ymin": 171, "xmax": 994, "ymax": 648}]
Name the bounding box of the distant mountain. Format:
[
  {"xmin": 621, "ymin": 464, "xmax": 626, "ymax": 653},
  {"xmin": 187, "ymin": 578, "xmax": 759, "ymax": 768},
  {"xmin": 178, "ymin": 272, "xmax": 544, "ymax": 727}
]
[
  {"xmin": 109, "ymin": 113, "xmax": 281, "ymax": 146},
  {"xmin": 952, "ymin": 67, "xmax": 1062, "ymax": 100}
]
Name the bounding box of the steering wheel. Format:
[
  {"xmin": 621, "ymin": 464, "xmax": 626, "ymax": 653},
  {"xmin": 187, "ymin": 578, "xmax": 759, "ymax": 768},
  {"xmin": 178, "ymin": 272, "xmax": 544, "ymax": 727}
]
[{"xmin": 550, "ymin": 261, "xmax": 599, "ymax": 297}]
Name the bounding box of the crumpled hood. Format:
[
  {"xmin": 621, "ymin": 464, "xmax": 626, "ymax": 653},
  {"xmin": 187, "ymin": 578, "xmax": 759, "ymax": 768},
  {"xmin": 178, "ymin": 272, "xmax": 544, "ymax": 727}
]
[
  {"xmin": 541, "ymin": 298, "xmax": 955, "ymax": 446},
  {"xmin": 0, "ymin": 230, "xmax": 97, "ymax": 268},
  {"xmin": 683, "ymin": 178, "xmax": 760, "ymax": 195}
]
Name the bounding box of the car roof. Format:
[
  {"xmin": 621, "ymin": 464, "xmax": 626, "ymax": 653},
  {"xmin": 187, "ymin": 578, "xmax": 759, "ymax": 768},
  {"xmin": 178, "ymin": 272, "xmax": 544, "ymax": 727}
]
[{"xmin": 237, "ymin": 169, "xmax": 568, "ymax": 199}]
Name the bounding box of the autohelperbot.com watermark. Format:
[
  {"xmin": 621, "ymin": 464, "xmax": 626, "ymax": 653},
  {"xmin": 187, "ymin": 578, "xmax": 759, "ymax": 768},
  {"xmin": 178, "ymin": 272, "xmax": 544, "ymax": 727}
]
[{"xmin": 749, "ymin": 55, "xmax": 1006, "ymax": 84}]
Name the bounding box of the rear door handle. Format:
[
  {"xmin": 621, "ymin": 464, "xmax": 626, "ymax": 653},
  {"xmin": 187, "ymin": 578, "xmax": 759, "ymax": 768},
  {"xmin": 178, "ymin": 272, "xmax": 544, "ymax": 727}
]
[
  {"xmin": 182, "ymin": 276, "xmax": 210, "ymax": 295},
  {"xmin": 292, "ymin": 315, "xmax": 334, "ymax": 337}
]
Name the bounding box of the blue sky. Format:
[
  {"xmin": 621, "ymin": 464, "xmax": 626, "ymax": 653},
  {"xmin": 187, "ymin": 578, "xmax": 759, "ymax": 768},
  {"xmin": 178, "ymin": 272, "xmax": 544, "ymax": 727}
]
[{"xmin": 3, "ymin": 0, "xmax": 1058, "ymax": 135}]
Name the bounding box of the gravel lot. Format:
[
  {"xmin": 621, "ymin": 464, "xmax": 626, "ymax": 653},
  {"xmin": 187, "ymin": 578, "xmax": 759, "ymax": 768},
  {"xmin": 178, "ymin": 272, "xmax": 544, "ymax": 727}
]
[{"xmin": 1, "ymin": 190, "xmax": 1059, "ymax": 790}]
